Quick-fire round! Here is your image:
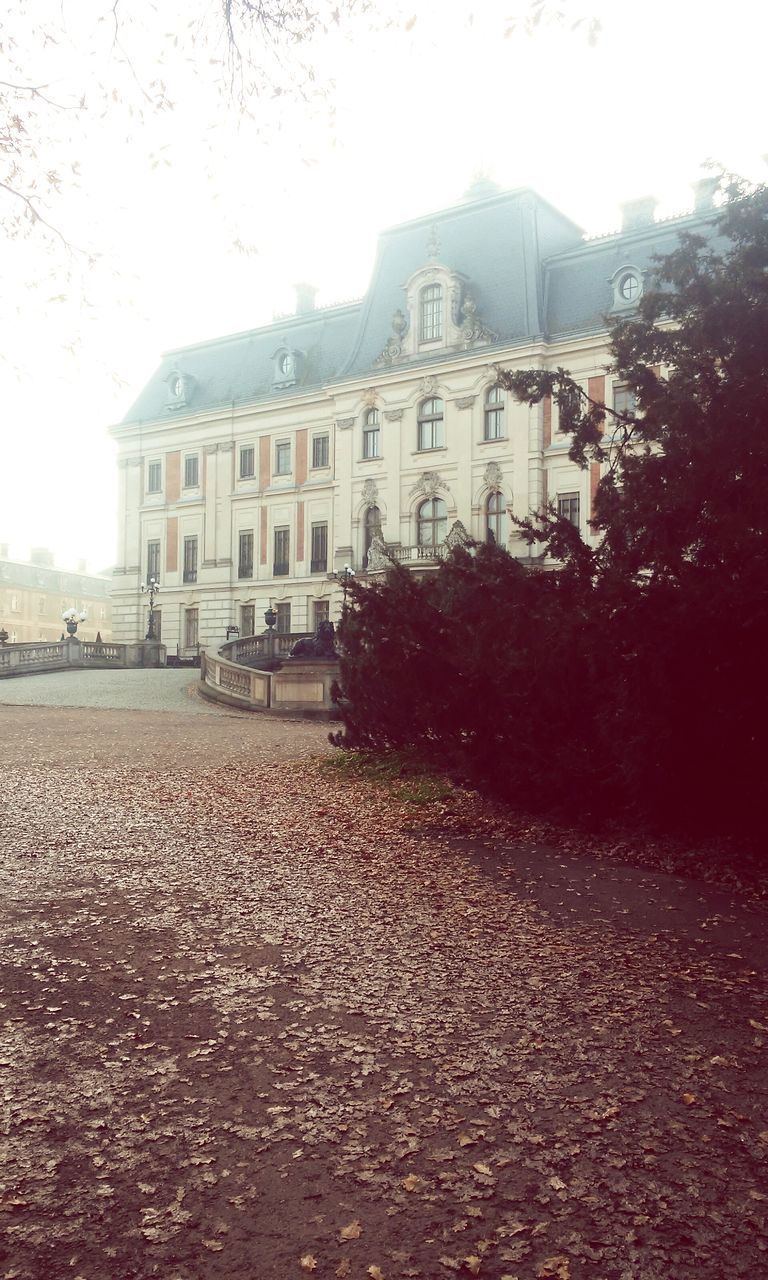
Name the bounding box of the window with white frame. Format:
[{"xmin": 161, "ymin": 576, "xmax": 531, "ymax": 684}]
[
  {"xmin": 419, "ymin": 284, "xmax": 443, "ymax": 342},
  {"xmin": 273, "ymin": 527, "xmax": 290, "ymax": 576},
  {"xmin": 147, "ymin": 460, "xmax": 162, "ymax": 493},
  {"xmin": 313, "ymin": 599, "xmax": 330, "ymax": 629},
  {"xmin": 275, "ymin": 441, "xmax": 291, "ymax": 476},
  {"xmin": 417, "ymin": 398, "xmax": 444, "ymax": 451},
  {"xmin": 558, "ymin": 492, "xmax": 580, "ymax": 527},
  {"xmin": 147, "ymin": 540, "xmax": 160, "ymax": 582},
  {"xmin": 239, "ymin": 445, "xmax": 255, "ymax": 479},
  {"xmin": 238, "ymin": 530, "xmax": 254, "ymax": 579},
  {"xmin": 613, "ymin": 384, "xmax": 637, "ymax": 417},
  {"xmin": 362, "ymin": 408, "xmax": 380, "ymax": 459},
  {"xmin": 417, "ymin": 497, "xmax": 447, "ymax": 547},
  {"xmin": 183, "ymin": 536, "xmax": 198, "ymax": 583},
  {"xmin": 183, "ymin": 454, "xmax": 199, "ymax": 488},
  {"xmin": 275, "ymin": 601, "xmax": 291, "ymax": 633},
  {"xmin": 484, "ymin": 386, "xmax": 505, "ymax": 440},
  {"xmin": 241, "ymin": 604, "xmax": 255, "ymax": 636},
  {"xmin": 184, "ymin": 607, "xmax": 198, "ymax": 649},
  {"xmin": 486, "ymin": 491, "xmax": 507, "ymax": 544},
  {"xmin": 312, "ymin": 434, "xmax": 329, "ymax": 469},
  {"xmin": 310, "ymin": 523, "xmax": 328, "ymax": 574}
]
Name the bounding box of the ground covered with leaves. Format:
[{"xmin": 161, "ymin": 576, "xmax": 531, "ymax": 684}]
[{"xmin": 1, "ymin": 703, "xmax": 767, "ymax": 1279}]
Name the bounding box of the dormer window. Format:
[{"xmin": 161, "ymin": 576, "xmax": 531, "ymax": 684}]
[
  {"xmin": 610, "ymin": 265, "xmax": 644, "ymax": 312},
  {"xmin": 420, "ymin": 284, "xmax": 443, "ymax": 342},
  {"xmin": 273, "ymin": 348, "xmax": 301, "ymax": 386},
  {"xmin": 166, "ymin": 369, "xmax": 192, "ymax": 409}
]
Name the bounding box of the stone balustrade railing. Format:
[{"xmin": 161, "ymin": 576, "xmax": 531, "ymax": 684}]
[
  {"xmin": 200, "ymin": 642, "xmax": 340, "ymax": 719},
  {"xmin": 0, "ymin": 637, "xmax": 166, "ymax": 677}
]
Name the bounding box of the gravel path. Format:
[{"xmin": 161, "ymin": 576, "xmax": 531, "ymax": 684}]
[
  {"xmin": 1, "ymin": 704, "xmax": 767, "ymax": 1280},
  {"xmin": 0, "ymin": 668, "xmax": 218, "ymax": 714}
]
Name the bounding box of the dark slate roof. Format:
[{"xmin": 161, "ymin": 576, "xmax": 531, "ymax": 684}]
[
  {"xmin": 120, "ymin": 187, "xmax": 717, "ymax": 426},
  {"xmin": 121, "ymin": 302, "xmax": 362, "ymax": 425},
  {"xmin": 340, "ymin": 188, "xmax": 583, "ymax": 377},
  {"xmin": 544, "ymin": 212, "xmax": 716, "ymax": 338}
]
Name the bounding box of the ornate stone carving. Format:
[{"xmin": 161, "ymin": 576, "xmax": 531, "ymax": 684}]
[
  {"xmin": 384, "ymin": 408, "xmax": 404, "ymax": 421},
  {"xmin": 410, "ymin": 470, "xmax": 448, "ymax": 499},
  {"xmin": 445, "ymin": 519, "xmax": 472, "ymax": 550},
  {"xmin": 459, "ymin": 293, "xmax": 497, "ymax": 347},
  {"xmin": 336, "ymin": 417, "xmax": 355, "ymax": 430},
  {"xmin": 376, "ymin": 309, "xmax": 409, "ymax": 366},
  {"xmin": 419, "ymin": 375, "xmax": 438, "ymax": 397},
  {"xmin": 427, "ymin": 224, "xmax": 440, "ymax": 261},
  {"xmin": 361, "ymin": 478, "xmax": 378, "ymax": 505},
  {"xmin": 365, "ymin": 534, "xmax": 390, "ymax": 572},
  {"xmin": 363, "ymin": 387, "xmax": 378, "ymax": 407},
  {"xmin": 455, "ymin": 395, "xmax": 476, "ymax": 410},
  {"xmin": 484, "ymin": 461, "xmax": 503, "ymax": 489}
]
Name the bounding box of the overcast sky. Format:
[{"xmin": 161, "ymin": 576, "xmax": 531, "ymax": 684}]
[{"xmin": 1, "ymin": 0, "xmax": 765, "ymax": 572}]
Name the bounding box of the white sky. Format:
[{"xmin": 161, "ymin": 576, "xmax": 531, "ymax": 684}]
[{"xmin": 1, "ymin": 0, "xmax": 766, "ymax": 572}]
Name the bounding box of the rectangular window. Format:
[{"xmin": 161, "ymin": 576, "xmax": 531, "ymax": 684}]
[
  {"xmin": 38, "ymin": 597, "xmax": 46, "ymax": 614},
  {"xmin": 183, "ymin": 454, "xmax": 199, "ymax": 488},
  {"xmin": 241, "ymin": 604, "xmax": 255, "ymax": 637},
  {"xmin": 313, "ymin": 599, "xmax": 330, "ymax": 629},
  {"xmin": 312, "ymin": 434, "xmax": 329, "ymax": 469},
  {"xmin": 273, "ymin": 527, "xmax": 290, "ymax": 576},
  {"xmin": 613, "ymin": 384, "xmax": 637, "ymax": 417},
  {"xmin": 363, "ymin": 425, "xmax": 380, "ymax": 459},
  {"xmin": 275, "ymin": 602, "xmax": 291, "ymax": 634},
  {"xmin": 275, "ymin": 441, "xmax": 291, "ymax": 476},
  {"xmin": 238, "ymin": 530, "xmax": 254, "ymax": 579},
  {"xmin": 147, "ymin": 540, "xmax": 160, "ymax": 582},
  {"xmin": 147, "ymin": 461, "xmax": 162, "ymax": 493},
  {"xmin": 183, "ymin": 536, "xmax": 198, "ymax": 583},
  {"xmin": 239, "ymin": 446, "xmax": 255, "ymax": 479},
  {"xmin": 184, "ymin": 607, "xmax": 198, "ymax": 649},
  {"xmin": 310, "ymin": 523, "xmax": 328, "ymax": 574},
  {"xmin": 557, "ymin": 493, "xmax": 580, "ymax": 527}
]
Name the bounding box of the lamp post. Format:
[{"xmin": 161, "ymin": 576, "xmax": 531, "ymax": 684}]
[
  {"xmin": 328, "ymin": 564, "xmax": 355, "ymax": 608},
  {"xmin": 62, "ymin": 608, "xmax": 87, "ymax": 637},
  {"xmin": 140, "ymin": 577, "xmax": 161, "ymax": 641},
  {"xmin": 263, "ymin": 605, "xmax": 278, "ymax": 662}
]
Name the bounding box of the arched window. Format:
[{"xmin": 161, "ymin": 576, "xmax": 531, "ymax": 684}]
[
  {"xmin": 417, "ymin": 398, "xmax": 444, "ymax": 451},
  {"xmin": 484, "ymin": 386, "xmax": 504, "ymax": 440},
  {"xmin": 486, "ymin": 491, "xmax": 507, "ymax": 544},
  {"xmin": 419, "ymin": 284, "xmax": 443, "ymax": 342},
  {"xmin": 363, "ymin": 408, "xmax": 380, "ymax": 459},
  {"xmin": 364, "ymin": 505, "xmax": 382, "ymax": 560},
  {"xmin": 417, "ymin": 497, "xmax": 447, "ymax": 547}
]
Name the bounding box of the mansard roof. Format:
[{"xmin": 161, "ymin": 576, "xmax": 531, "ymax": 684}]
[{"xmin": 119, "ymin": 187, "xmax": 717, "ymax": 427}]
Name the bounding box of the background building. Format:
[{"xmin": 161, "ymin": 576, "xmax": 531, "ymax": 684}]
[
  {"xmin": 109, "ymin": 177, "xmax": 719, "ymax": 657},
  {"xmin": 0, "ymin": 547, "xmax": 112, "ymax": 643}
]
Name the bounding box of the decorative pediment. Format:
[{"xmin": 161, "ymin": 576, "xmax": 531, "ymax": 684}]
[
  {"xmin": 410, "ymin": 470, "xmax": 449, "ymax": 499},
  {"xmin": 445, "ymin": 519, "xmax": 473, "ymax": 550}
]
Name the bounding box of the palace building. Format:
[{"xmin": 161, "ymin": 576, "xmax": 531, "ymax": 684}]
[{"xmin": 109, "ymin": 176, "xmax": 719, "ymax": 657}]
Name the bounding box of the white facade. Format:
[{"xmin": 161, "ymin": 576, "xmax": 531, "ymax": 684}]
[{"xmin": 110, "ymin": 181, "xmax": 712, "ymax": 655}]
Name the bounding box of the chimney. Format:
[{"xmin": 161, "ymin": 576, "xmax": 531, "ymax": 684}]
[
  {"xmin": 30, "ymin": 547, "xmax": 55, "ymax": 567},
  {"xmin": 294, "ymin": 282, "xmax": 318, "ymax": 315},
  {"xmin": 620, "ymin": 196, "xmax": 658, "ymax": 231},
  {"xmin": 692, "ymin": 176, "xmax": 719, "ymax": 212}
]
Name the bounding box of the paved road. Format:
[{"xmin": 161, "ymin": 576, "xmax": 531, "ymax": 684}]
[
  {"xmin": 0, "ymin": 667, "xmax": 220, "ymax": 714},
  {"xmin": 1, "ymin": 699, "xmax": 767, "ymax": 1280}
]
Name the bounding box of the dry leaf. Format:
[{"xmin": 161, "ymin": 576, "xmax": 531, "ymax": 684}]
[
  {"xmin": 300, "ymin": 1256, "xmax": 318, "ymax": 1272},
  {"xmin": 367, "ymin": 1268, "xmax": 385, "ymax": 1280},
  {"xmin": 748, "ymin": 1019, "xmax": 767, "ymax": 1032},
  {"xmin": 403, "ymin": 1174, "xmax": 421, "ymax": 1192},
  {"xmin": 536, "ymin": 1257, "xmax": 570, "ymax": 1279},
  {"xmin": 464, "ymin": 1257, "xmax": 482, "ymax": 1275},
  {"xmin": 681, "ymin": 1093, "xmax": 697, "ymax": 1105},
  {"xmin": 472, "ymin": 1162, "xmax": 493, "ymax": 1176},
  {"xmin": 340, "ymin": 1219, "xmax": 362, "ymax": 1241},
  {"xmin": 336, "ymin": 1261, "xmax": 351, "ymax": 1279}
]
